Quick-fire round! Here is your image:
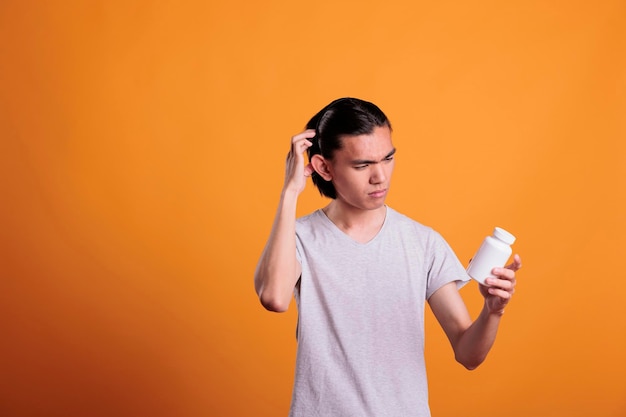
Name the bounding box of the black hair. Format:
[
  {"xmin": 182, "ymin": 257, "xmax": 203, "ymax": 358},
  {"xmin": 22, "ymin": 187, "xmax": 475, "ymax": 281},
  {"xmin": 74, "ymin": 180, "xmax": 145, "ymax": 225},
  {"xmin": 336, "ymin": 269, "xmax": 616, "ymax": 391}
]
[{"xmin": 306, "ymin": 97, "xmax": 392, "ymax": 199}]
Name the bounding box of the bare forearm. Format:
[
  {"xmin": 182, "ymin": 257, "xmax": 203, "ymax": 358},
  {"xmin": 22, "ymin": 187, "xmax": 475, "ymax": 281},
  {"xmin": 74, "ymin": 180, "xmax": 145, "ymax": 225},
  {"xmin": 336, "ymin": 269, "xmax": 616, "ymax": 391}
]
[
  {"xmin": 455, "ymin": 257, "xmax": 522, "ymax": 368},
  {"xmin": 255, "ymin": 130, "xmax": 314, "ymax": 312},
  {"xmin": 453, "ymin": 305, "xmax": 503, "ymax": 370},
  {"xmin": 254, "ymin": 189, "xmax": 300, "ymax": 312}
]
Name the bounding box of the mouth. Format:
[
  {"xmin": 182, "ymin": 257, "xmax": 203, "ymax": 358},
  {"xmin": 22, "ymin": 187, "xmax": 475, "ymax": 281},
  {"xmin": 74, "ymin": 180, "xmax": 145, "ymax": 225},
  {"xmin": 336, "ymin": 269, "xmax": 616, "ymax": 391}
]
[{"xmin": 368, "ymin": 189, "xmax": 387, "ymax": 198}]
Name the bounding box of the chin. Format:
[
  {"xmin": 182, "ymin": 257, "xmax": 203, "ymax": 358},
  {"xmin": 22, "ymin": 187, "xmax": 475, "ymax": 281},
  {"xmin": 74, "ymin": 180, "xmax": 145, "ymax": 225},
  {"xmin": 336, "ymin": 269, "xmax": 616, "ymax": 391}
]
[{"xmin": 365, "ymin": 200, "xmax": 387, "ymax": 210}]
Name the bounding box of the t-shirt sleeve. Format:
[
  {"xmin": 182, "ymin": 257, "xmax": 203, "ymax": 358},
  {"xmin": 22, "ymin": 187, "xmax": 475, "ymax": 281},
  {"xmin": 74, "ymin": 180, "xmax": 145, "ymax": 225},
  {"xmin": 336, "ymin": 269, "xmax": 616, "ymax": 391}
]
[
  {"xmin": 295, "ymin": 220, "xmax": 305, "ymax": 266},
  {"xmin": 295, "ymin": 234, "xmax": 302, "ymax": 264},
  {"xmin": 425, "ymin": 230, "xmax": 471, "ymax": 300}
]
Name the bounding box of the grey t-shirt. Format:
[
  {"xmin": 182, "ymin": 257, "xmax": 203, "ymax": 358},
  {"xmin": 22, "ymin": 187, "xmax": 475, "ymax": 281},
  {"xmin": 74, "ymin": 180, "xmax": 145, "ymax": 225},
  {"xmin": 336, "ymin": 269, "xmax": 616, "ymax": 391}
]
[{"xmin": 291, "ymin": 207, "xmax": 470, "ymax": 417}]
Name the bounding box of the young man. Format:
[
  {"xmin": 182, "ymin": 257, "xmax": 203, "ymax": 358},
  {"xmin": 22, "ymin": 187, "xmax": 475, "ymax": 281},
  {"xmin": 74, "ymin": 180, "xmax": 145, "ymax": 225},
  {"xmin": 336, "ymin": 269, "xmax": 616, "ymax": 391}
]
[{"xmin": 254, "ymin": 98, "xmax": 521, "ymax": 416}]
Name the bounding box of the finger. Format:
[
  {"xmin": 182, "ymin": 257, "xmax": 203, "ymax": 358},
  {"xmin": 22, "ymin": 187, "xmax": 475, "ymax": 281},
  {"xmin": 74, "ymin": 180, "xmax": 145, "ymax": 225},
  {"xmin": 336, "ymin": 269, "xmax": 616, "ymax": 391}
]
[
  {"xmin": 291, "ymin": 134, "xmax": 314, "ymax": 154},
  {"xmin": 294, "ymin": 138, "xmax": 313, "ymax": 152},
  {"xmin": 287, "ymin": 137, "xmax": 313, "ymax": 160},
  {"xmin": 304, "ymin": 163, "xmax": 314, "ymax": 177},
  {"xmin": 491, "ymin": 267, "xmax": 515, "ymax": 281},
  {"xmin": 488, "ymin": 286, "xmax": 513, "ymax": 300},
  {"xmin": 505, "ymin": 254, "xmax": 522, "ymax": 271},
  {"xmin": 291, "ymin": 129, "xmax": 316, "ymax": 144},
  {"xmin": 485, "ymin": 276, "xmax": 515, "ymax": 292}
]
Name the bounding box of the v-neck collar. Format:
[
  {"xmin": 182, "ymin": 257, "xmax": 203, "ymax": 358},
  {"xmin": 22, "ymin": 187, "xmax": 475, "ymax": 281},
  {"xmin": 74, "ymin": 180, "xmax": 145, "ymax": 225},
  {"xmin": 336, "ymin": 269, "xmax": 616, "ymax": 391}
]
[{"xmin": 316, "ymin": 206, "xmax": 389, "ymax": 246}]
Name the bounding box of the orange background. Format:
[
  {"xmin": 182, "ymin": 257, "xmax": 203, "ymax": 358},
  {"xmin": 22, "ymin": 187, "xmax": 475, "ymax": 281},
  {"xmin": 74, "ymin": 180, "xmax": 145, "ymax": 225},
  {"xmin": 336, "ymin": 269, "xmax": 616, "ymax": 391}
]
[{"xmin": 1, "ymin": 1, "xmax": 625, "ymax": 416}]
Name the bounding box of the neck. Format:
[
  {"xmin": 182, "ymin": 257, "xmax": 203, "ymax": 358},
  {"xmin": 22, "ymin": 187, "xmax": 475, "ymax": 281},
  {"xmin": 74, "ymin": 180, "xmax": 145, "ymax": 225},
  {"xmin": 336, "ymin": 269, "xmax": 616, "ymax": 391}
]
[{"xmin": 323, "ymin": 200, "xmax": 387, "ymax": 232}]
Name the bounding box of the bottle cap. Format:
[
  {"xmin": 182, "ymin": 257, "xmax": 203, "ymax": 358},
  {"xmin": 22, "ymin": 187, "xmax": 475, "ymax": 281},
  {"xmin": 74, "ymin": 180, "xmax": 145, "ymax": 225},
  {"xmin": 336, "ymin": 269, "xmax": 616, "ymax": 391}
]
[{"xmin": 493, "ymin": 227, "xmax": 516, "ymax": 245}]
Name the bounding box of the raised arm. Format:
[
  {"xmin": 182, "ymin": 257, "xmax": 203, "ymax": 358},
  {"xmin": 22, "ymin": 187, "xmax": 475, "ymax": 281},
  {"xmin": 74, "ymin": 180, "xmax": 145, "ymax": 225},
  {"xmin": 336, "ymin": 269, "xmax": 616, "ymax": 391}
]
[
  {"xmin": 428, "ymin": 255, "xmax": 522, "ymax": 369},
  {"xmin": 254, "ymin": 130, "xmax": 316, "ymax": 312}
]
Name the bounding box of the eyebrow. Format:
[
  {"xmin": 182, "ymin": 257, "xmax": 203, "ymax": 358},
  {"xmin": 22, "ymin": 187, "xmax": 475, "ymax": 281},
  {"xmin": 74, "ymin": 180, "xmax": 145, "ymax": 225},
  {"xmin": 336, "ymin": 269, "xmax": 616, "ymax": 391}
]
[{"xmin": 351, "ymin": 148, "xmax": 397, "ymax": 165}]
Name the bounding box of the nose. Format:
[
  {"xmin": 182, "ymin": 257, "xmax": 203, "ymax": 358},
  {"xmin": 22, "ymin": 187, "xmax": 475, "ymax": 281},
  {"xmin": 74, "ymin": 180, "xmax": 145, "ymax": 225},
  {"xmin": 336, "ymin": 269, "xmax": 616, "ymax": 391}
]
[{"xmin": 369, "ymin": 163, "xmax": 386, "ymax": 184}]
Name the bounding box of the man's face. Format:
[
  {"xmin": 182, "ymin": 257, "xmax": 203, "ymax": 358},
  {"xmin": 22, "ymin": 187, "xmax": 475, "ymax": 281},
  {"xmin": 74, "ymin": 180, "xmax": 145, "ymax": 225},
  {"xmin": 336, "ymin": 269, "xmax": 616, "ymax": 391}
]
[{"xmin": 327, "ymin": 125, "xmax": 396, "ymax": 211}]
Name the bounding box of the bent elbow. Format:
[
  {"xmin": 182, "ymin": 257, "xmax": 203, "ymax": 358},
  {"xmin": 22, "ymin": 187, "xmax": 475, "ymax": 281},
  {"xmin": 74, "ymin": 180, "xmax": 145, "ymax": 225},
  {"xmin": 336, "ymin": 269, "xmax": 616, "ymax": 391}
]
[
  {"xmin": 456, "ymin": 354, "xmax": 484, "ymax": 371},
  {"xmin": 462, "ymin": 362, "xmax": 479, "ymax": 371},
  {"xmin": 259, "ymin": 292, "xmax": 290, "ymax": 313},
  {"xmin": 254, "ymin": 266, "xmax": 296, "ymax": 313}
]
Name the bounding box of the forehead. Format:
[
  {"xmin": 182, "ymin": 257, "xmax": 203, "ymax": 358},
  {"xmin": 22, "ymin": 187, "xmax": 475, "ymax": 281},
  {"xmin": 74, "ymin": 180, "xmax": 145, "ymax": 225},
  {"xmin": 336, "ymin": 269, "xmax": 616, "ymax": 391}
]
[{"xmin": 334, "ymin": 126, "xmax": 394, "ymax": 160}]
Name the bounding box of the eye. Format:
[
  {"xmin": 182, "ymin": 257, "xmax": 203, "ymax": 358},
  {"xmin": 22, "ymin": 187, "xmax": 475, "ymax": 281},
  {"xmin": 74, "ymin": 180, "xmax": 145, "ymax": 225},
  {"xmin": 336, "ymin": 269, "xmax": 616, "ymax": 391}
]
[
  {"xmin": 384, "ymin": 155, "xmax": 394, "ymax": 162},
  {"xmin": 354, "ymin": 164, "xmax": 368, "ymax": 170}
]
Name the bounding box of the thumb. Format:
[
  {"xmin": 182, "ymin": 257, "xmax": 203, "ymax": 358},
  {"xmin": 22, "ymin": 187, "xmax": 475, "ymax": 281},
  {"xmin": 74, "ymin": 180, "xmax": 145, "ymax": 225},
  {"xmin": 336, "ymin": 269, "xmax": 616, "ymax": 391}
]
[{"xmin": 304, "ymin": 163, "xmax": 314, "ymax": 177}]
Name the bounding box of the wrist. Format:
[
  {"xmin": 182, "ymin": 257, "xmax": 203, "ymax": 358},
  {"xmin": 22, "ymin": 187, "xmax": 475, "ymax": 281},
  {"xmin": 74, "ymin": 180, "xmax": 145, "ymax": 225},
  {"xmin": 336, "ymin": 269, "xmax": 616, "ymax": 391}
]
[
  {"xmin": 281, "ymin": 186, "xmax": 301, "ymax": 201},
  {"xmin": 482, "ymin": 303, "xmax": 505, "ymax": 319}
]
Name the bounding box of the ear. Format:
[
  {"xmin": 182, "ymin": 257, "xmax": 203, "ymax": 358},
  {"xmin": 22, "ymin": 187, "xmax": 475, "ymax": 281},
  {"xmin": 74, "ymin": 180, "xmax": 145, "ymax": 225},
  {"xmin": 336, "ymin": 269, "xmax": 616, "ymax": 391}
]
[{"xmin": 310, "ymin": 154, "xmax": 333, "ymax": 181}]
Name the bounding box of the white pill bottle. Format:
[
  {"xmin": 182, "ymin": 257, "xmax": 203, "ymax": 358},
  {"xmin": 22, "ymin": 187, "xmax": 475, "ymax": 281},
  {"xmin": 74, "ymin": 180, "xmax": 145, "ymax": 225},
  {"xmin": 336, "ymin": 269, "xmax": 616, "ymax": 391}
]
[{"xmin": 466, "ymin": 227, "xmax": 516, "ymax": 285}]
